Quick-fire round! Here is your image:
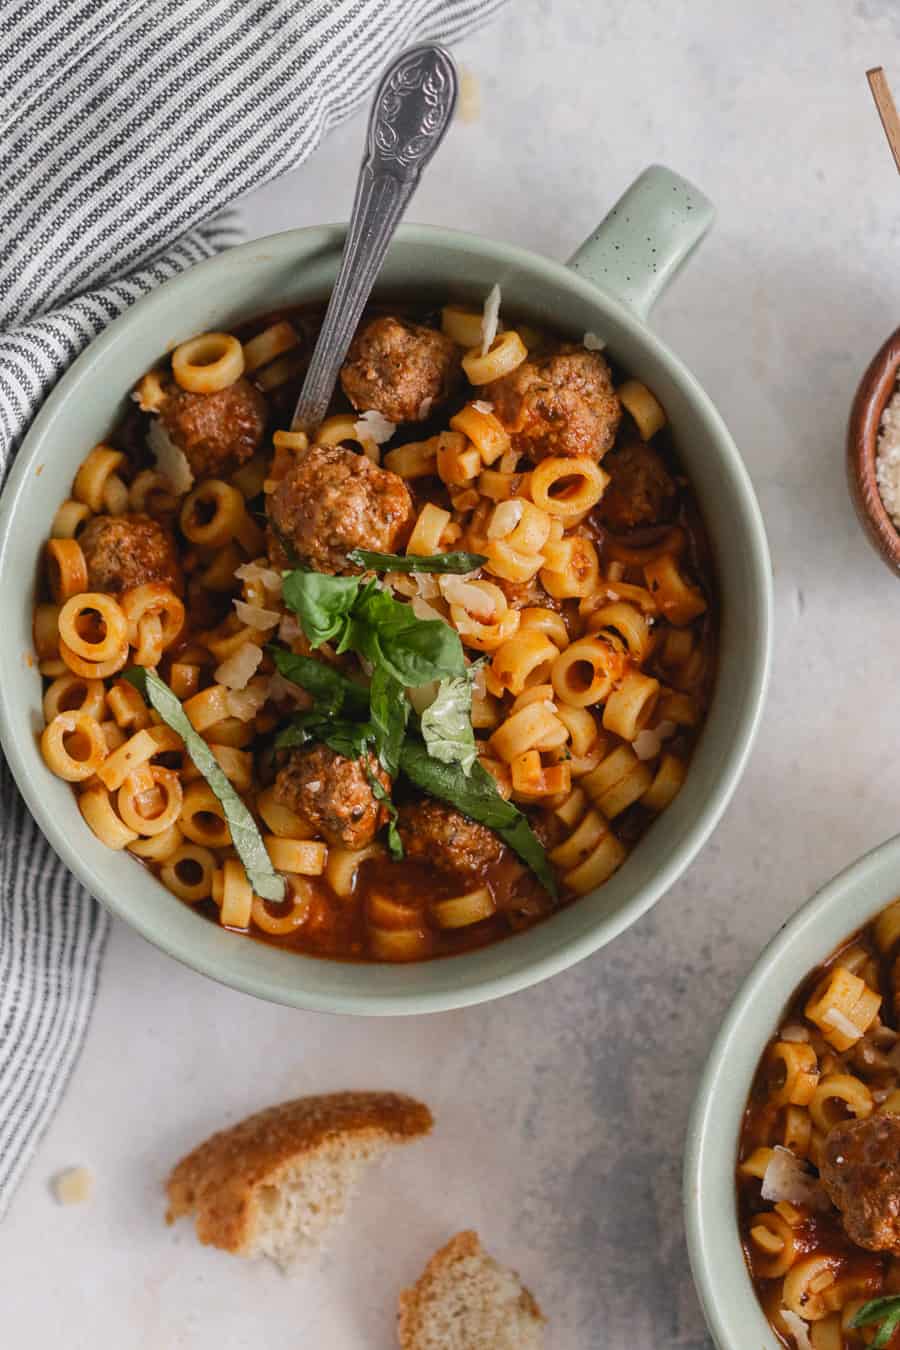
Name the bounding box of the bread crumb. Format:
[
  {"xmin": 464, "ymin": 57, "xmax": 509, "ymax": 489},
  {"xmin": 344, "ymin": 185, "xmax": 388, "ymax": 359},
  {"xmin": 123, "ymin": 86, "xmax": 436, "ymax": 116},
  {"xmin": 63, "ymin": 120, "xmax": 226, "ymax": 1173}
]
[
  {"xmin": 458, "ymin": 70, "xmax": 480, "ymax": 123},
  {"xmin": 53, "ymin": 1166, "xmax": 93, "ymax": 1205}
]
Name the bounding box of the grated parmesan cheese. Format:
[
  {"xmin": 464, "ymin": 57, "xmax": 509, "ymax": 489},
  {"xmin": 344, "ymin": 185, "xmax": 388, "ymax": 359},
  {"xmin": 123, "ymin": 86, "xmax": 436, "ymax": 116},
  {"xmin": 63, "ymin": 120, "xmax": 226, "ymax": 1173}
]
[
  {"xmin": 216, "ymin": 643, "xmax": 263, "ymax": 691},
  {"xmin": 481, "ymin": 284, "xmax": 501, "ymax": 356},
  {"xmin": 822, "ymin": 1006, "xmax": 863, "ymax": 1043},
  {"xmin": 877, "ymin": 384, "xmax": 900, "ymax": 529},
  {"xmin": 353, "ymin": 409, "xmax": 396, "ymax": 446},
  {"xmin": 233, "ymin": 599, "xmax": 281, "ymax": 631},
  {"xmin": 781, "ymin": 1311, "xmax": 813, "ymax": 1350},
  {"xmin": 761, "ymin": 1146, "xmax": 828, "ymax": 1210},
  {"xmin": 583, "ymin": 331, "xmax": 606, "ymax": 352},
  {"xmin": 147, "ymin": 418, "xmax": 193, "ymax": 495}
]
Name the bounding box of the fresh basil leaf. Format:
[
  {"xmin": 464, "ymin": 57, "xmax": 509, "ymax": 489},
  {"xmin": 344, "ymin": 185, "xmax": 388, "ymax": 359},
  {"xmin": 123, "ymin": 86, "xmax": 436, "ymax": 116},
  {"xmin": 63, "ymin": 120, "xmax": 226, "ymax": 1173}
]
[
  {"xmin": 347, "ymin": 548, "xmax": 487, "ymax": 574},
  {"xmin": 367, "ymin": 771, "xmax": 404, "ymax": 860},
  {"xmin": 269, "ymin": 647, "xmax": 369, "ymax": 716},
  {"xmin": 420, "ymin": 671, "xmax": 478, "ymax": 775},
  {"xmin": 352, "ymin": 583, "xmax": 466, "ymax": 685},
  {"xmin": 124, "ymin": 667, "xmax": 284, "ymax": 903},
  {"xmin": 874, "ymin": 1311, "xmax": 900, "ymax": 1350},
  {"xmin": 851, "ymin": 1296, "xmax": 900, "ymax": 1344},
  {"xmin": 398, "ymin": 742, "xmax": 557, "ymax": 896},
  {"xmin": 369, "ymin": 664, "xmax": 409, "ymax": 776},
  {"xmin": 282, "ymin": 570, "xmax": 360, "ymax": 646},
  {"xmin": 275, "ymin": 713, "xmax": 374, "ymax": 760}
]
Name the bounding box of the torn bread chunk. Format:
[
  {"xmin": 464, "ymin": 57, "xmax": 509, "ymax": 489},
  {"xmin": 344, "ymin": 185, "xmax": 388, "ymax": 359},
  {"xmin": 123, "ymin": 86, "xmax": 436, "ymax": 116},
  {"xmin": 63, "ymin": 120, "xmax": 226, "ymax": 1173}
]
[
  {"xmin": 166, "ymin": 1091, "xmax": 432, "ymax": 1268},
  {"xmin": 397, "ymin": 1230, "xmax": 545, "ymax": 1349}
]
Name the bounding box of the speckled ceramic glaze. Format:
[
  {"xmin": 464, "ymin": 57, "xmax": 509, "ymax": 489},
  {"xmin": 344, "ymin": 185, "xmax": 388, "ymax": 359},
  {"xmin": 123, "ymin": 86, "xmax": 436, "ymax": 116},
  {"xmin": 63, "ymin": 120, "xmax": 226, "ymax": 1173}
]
[
  {"xmin": 685, "ymin": 833, "xmax": 900, "ymax": 1349},
  {"xmin": 0, "ymin": 165, "xmax": 771, "ymax": 1013}
]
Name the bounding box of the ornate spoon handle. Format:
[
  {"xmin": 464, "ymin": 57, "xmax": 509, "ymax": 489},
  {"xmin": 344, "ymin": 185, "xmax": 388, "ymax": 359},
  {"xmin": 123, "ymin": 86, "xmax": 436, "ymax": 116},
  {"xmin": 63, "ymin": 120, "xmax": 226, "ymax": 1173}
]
[{"xmin": 291, "ymin": 44, "xmax": 458, "ymax": 433}]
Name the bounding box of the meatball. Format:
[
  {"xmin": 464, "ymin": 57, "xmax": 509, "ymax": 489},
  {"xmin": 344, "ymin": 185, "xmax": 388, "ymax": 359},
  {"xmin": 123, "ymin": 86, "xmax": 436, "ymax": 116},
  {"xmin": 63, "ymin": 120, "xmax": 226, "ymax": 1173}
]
[
  {"xmin": 79, "ymin": 513, "xmax": 183, "ymax": 595},
  {"xmin": 160, "ymin": 377, "xmax": 267, "ymax": 478},
  {"xmin": 597, "ymin": 440, "xmax": 676, "ymax": 530},
  {"xmin": 267, "ymin": 443, "xmax": 414, "ymax": 574},
  {"xmin": 486, "ymin": 345, "xmax": 621, "ymax": 462},
  {"xmin": 820, "ymin": 1114, "xmax": 900, "ymax": 1252},
  {"xmin": 274, "ymin": 744, "xmax": 390, "ymax": 851},
  {"xmin": 340, "ymin": 316, "xmax": 460, "ymax": 424},
  {"xmin": 397, "ymin": 799, "xmax": 502, "ymax": 878}
]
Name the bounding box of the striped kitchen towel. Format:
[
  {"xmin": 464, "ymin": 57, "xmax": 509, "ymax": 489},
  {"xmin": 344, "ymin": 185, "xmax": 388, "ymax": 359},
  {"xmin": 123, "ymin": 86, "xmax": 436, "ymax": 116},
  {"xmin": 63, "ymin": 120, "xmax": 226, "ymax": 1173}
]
[{"xmin": 0, "ymin": 0, "xmax": 508, "ymax": 1218}]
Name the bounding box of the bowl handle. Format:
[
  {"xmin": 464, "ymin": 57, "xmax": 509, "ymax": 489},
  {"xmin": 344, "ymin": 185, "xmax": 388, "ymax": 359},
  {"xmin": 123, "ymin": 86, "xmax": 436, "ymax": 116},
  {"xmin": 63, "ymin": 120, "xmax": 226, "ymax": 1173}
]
[{"xmin": 567, "ymin": 165, "xmax": 714, "ymax": 322}]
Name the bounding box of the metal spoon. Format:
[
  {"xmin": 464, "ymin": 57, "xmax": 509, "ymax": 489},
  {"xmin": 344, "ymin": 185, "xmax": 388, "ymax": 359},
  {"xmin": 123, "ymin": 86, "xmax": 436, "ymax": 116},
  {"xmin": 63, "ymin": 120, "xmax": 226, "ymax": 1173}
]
[{"xmin": 290, "ymin": 44, "xmax": 458, "ymax": 434}]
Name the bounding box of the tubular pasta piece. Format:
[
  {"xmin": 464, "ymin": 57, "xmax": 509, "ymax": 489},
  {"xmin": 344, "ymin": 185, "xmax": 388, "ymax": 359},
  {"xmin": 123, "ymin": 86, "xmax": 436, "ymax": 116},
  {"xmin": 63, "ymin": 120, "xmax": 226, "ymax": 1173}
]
[
  {"xmin": 46, "ymin": 538, "xmax": 88, "ymax": 602},
  {"xmin": 551, "ymin": 635, "xmax": 625, "ymax": 708},
  {"xmin": 41, "ymin": 712, "xmax": 107, "ymax": 782},
  {"xmin": 73, "ymin": 445, "xmax": 125, "ymax": 512},
  {"xmin": 432, "ymin": 887, "xmax": 495, "ymax": 929},
  {"xmin": 581, "ymin": 745, "xmax": 652, "ymax": 819},
  {"xmin": 160, "ymin": 844, "xmax": 216, "ymax": 902},
  {"xmin": 78, "ymin": 783, "xmax": 138, "ymax": 849},
  {"xmin": 264, "ymin": 835, "xmax": 327, "ymax": 876},
  {"xmin": 462, "ymin": 330, "xmax": 527, "ymax": 384},
  {"xmin": 172, "ymin": 332, "xmax": 244, "ymax": 394},
  {"xmin": 179, "ymin": 781, "xmax": 232, "ymax": 847},
  {"xmin": 642, "ymin": 753, "xmax": 685, "ymax": 811},
  {"xmin": 530, "ymin": 456, "xmax": 609, "ymax": 521}
]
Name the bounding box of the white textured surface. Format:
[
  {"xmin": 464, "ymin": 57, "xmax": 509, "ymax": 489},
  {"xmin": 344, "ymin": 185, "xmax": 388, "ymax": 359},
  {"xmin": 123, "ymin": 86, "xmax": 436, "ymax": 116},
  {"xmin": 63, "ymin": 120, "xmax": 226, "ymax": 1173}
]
[{"xmin": 5, "ymin": 1, "xmax": 900, "ymax": 1345}]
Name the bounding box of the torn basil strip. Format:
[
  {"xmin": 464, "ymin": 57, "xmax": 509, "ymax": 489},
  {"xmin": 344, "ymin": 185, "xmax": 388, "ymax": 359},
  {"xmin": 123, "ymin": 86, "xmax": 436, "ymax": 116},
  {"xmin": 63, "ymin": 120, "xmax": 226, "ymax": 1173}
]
[{"xmin": 123, "ymin": 667, "xmax": 284, "ymax": 903}]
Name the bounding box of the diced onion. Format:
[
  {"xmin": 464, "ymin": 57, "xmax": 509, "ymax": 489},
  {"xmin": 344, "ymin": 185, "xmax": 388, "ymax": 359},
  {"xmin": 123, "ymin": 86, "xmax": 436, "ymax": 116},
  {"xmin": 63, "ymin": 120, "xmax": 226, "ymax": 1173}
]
[
  {"xmin": 354, "ymin": 409, "xmax": 396, "ymax": 445},
  {"xmin": 235, "ymin": 561, "xmax": 283, "ymax": 596},
  {"xmin": 498, "ymin": 449, "xmax": 520, "ymax": 473},
  {"xmin": 472, "ymin": 399, "xmax": 494, "ymax": 414},
  {"xmin": 278, "ymin": 614, "xmax": 301, "ymax": 643},
  {"xmin": 823, "ymin": 1007, "xmax": 863, "ymax": 1043},
  {"xmin": 781, "ymin": 1310, "xmax": 813, "ymax": 1350},
  {"xmin": 487, "ymin": 498, "xmax": 525, "ymax": 539},
  {"xmin": 215, "ymin": 643, "xmax": 262, "ymax": 691},
  {"xmin": 583, "ymin": 331, "xmax": 606, "ymax": 352},
  {"xmin": 778, "ymin": 1024, "xmax": 810, "ymax": 1043},
  {"xmin": 760, "ymin": 1146, "xmax": 828, "ymax": 1210},
  {"xmin": 266, "ymin": 672, "xmax": 309, "ymax": 705},
  {"xmin": 411, "ymin": 596, "xmax": 445, "ymax": 623},
  {"xmin": 407, "ymin": 680, "xmax": 439, "ymax": 715},
  {"xmin": 480, "ymin": 284, "xmax": 501, "ymax": 356},
  {"xmin": 633, "ymin": 729, "xmax": 662, "ymax": 761},
  {"xmin": 438, "ymin": 575, "xmax": 495, "ymax": 618},
  {"xmin": 417, "ymin": 396, "xmax": 433, "ymax": 419},
  {"xmin": 226, "ymin": 680, "xmax": 269, "ymax": 721},
  {"xmin": 147, "ymin": 419, "xmax": 193, "ymax": 495},
  {"xmin": 233, "ymin": 599, "xmax": 281, "ymax": 631}
]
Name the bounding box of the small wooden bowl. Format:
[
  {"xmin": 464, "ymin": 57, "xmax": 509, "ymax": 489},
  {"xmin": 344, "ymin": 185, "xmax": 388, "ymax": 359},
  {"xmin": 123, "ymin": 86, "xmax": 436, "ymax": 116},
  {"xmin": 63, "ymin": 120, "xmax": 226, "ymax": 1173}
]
[{"xmin": 848, "ymin": 326, "xmax": 900, "ymax": 573}]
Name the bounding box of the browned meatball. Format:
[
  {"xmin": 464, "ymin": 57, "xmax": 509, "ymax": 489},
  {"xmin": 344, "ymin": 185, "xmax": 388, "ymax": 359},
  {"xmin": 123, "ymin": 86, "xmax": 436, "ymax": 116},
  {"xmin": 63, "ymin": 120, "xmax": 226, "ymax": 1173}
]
[
  {"xmin": 397, "ymin": 799, "xmax": 502, "ymax": 878},
  {"xmin": 340, "ymin": 316, "xmax": 460, "ymax": 424},
  {"xmin": 597, "ymin": 440, "xmax": 676, "ymax": 530},
  {"xmin": 79, "ymin": 513, "xmax": 183, "ymax": 595},
  {"xmin": 160, "ymin": 377, "xmax": 267, "ymax": 478},
  {"xmin": 267, "ymin": 443, "xmax": 414, "ymax": 574},
  {"xmin": 821, "ymin": 1114, "xmax": 900, "ymax": 1252},
  {"xmin": 274, "ymin": 744, "xmax": 389, "ymax": 851},
  {"xmin": 487, "ymin": 345, "xmax": 621, "ymax": 462}
]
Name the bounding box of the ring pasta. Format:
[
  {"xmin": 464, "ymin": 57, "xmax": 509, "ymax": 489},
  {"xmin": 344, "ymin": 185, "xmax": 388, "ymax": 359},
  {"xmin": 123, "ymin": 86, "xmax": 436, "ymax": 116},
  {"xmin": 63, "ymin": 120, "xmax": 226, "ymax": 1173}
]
[{"xmin": 33, "ymin": 298, "xmax": 716, "ymax": 964}]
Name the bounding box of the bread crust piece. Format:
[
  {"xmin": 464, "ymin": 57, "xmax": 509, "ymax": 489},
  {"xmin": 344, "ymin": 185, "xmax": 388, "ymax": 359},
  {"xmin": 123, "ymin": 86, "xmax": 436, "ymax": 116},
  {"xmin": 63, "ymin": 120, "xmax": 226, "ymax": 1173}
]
[
  {"xmin": 166, "ymin": 1091, "xmax": 432, "ymax": 1255},
  {"xmin": 397, "ymin": 1230, "xmax": 545, "ymax": 1349}
]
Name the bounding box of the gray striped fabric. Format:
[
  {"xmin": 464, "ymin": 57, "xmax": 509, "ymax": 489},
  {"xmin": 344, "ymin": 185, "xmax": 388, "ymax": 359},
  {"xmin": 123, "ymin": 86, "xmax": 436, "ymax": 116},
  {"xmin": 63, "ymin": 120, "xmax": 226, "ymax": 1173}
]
[{"xmin": 0, "ymin": 0, "xmax": 507, "ymax": 1217}]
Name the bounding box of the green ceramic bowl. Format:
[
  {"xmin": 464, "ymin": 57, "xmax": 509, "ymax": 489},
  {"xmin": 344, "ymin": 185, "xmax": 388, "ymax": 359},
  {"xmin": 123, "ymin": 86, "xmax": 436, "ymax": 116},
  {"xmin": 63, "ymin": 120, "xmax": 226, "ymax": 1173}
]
[
  {"xmin": 685, "ymin": 834, "xmax": 900, "ymax": 1347},
  {"xmin": 0, "ymin": 165, "xmax": 771, "ymax": 1013}
]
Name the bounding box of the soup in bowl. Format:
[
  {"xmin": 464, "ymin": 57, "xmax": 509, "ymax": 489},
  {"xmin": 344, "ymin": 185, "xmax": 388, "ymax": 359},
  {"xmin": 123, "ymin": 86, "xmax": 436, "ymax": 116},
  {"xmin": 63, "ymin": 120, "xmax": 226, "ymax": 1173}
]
[
  {"xmin": 686, "ymin": 835, "xmax": 900, "ymax": 1350},
  {"xmin": 0, "ymin": 167, "xmax": 771, "ymax": 1012}
]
